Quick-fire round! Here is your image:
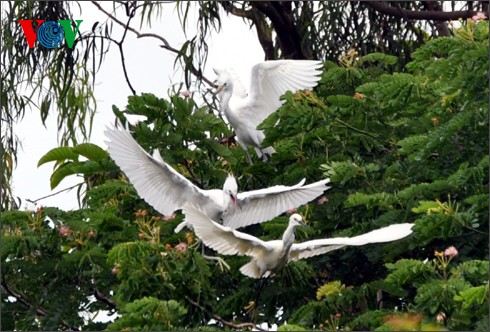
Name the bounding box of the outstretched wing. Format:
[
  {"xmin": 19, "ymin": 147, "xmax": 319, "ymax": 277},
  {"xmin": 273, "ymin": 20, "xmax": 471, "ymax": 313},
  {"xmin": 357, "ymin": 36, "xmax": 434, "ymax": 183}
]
[
  {"xmin": 223, "ymin": 178, "xmax": 330, "ymax": 229},
  {"xmin": 105, "ymin": 125, "xmax": 209, "ymax": 216},
  {"xmin": 248, "ymin": 60, "xmax": 323, "ymax": 124},
  {"xmin": 182, "ymin": 204, "xmax": 271, "ymax": 257},
  {"xmin": 289, "ymin": 223, "xmax": 415, "ymax": 261}
]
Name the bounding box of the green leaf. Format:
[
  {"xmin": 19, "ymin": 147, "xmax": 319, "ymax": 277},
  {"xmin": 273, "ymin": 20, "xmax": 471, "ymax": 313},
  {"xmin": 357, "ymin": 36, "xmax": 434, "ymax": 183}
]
[
  {"xmin": 360, "ymin": 53, "xmax": 398, "ymax": 65},
  {"xmin": 454, "ymin": 283, "xmax": 489, "ymax": 309},
  {"xmin": 50, "ymin": 161, "xmax": 104, "ymax": 189},
  {"xmin": 73, "ymin": 143, "xmax": 109, "ymax": 161},
  {"xmin": 38, "ymin": 147, "xmax": 79, "ymax": 167},
  {"xmin": 317, "ymin": 280, "xmax": 346, "ymax": 300},
  {"xmin": 412, "ymin": 200, "xmax": 441, "ymax": 214}
]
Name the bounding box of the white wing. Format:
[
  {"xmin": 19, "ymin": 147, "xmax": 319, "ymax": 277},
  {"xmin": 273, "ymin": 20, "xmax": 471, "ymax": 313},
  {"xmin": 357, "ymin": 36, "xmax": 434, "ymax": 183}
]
[
  {"xmin": 104, "ymin": 125, "xmax": 210, "ymax": 216},
  {"xmin": 247, "ymin": 60, "xmax": 323, "ymax": 124},
  {"xmin": 182, "ymin": 204, "xmax": 271, "ymax": 257},
  {"xmin": 223, "ymin": 178, "xmax": 330, "ymax": 229},
  {"xmin": 289, "ymin": 223, "xmax": 414, "ymax": 261}
]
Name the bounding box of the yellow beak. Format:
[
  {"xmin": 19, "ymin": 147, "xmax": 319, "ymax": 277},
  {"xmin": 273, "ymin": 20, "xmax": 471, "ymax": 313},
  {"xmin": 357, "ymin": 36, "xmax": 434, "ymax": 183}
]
[{"xmin": 215, "ymin": 84, "xmax": 225, "ymax": 95}]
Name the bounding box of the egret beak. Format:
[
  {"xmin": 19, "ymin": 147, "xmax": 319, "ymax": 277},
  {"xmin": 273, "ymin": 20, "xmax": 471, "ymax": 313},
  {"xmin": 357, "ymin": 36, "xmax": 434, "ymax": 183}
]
[
  {"xmin": 230, "ymin": 194, "xmax": 241, "ymax": 210},
  {"xmin": 215, "ymin": 84, "xmax": 225, "ymax": 95}
]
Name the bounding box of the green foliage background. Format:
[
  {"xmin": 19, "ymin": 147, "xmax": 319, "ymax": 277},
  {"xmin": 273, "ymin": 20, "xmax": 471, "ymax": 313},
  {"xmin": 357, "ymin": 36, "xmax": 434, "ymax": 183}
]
[{"xmin": 2, "ymin": 22, "xmax": 488, "ymax": 331}]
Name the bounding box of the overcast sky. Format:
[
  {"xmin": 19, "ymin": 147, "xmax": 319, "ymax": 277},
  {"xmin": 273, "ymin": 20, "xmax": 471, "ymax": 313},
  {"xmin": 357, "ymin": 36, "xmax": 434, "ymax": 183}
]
[{"xmin": 12, "ymin": 2, "xmax": 264, "ymax": 211}]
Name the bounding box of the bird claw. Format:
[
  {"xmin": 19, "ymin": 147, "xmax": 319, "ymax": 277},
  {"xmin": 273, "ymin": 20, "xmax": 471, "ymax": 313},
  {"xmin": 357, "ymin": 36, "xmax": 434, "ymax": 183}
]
[
  {"xmin": 202, "ymin": 254, "xmax": 230, "ymax": 271},
  {"xmin": 243, "ymin": 300, "xmax": 256, "ymax": 314}
]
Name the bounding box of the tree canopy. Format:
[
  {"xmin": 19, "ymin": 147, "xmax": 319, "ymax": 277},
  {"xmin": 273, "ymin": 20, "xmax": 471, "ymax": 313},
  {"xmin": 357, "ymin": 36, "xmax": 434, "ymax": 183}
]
[{"xmin": 1, "ymin": 1, "xmax": 489, "ymax": 331}]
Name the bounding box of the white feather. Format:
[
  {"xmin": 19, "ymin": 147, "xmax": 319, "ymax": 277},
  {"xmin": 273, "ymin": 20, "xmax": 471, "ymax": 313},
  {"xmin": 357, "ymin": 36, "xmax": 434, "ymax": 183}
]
[
  {"xmin": 183, "ymin": 205, "xmax": 415, "ymax": 278},
  {"xmin": 215, "ymin": 60, "xmax": 323, "ymax": 159},
  {"xmin": 288, "ymin": 223, "xmax": 415, "ymax": 261},
  {"xmin": 105, "ymin": 125, "xmax": 330, "ymax": 231}
]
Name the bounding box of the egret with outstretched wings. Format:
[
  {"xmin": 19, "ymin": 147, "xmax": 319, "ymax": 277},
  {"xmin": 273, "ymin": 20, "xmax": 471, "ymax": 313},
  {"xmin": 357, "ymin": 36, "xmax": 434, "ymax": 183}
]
[
  {"xmin": 183, "ymin": 204, "xmax": 414, "ymax": 278},
  {"xmin": 105, "ymin": 125, "xmax": 330, "ymax": 232},
  {"xmin": 214, "ymin": 60, "xmax": 323, "ymax": 163}
]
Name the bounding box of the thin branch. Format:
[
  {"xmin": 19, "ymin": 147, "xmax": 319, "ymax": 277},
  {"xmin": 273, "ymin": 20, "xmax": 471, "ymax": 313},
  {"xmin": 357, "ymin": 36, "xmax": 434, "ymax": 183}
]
[
  {"xmin": 184, "ymin": 295, "xmax": 266, "ymax": 331},
  {"xmin": 181, "ymin": 159, "xmax": 204, "ymax": 189},
  {"xmin": 117, "ymin": 5, "xmax": 137, "ymax": 95},
  {"xmin": 1, "ymin": 277, "xmax": 80, "ymax": 331},
  {"xmin": 364, "ymin": 1, "xmax": 484, "ymax": 21},
  {"xmin": 93, "ymin": 288, "xmax": 117, "ymax": 310},
  {"xmin": 26, "ymin": 183, "xmax": 81, "ymax": 204},
  {"xmin": 91, "ymin": 1, "xmax": 216, "ymax": 87}
]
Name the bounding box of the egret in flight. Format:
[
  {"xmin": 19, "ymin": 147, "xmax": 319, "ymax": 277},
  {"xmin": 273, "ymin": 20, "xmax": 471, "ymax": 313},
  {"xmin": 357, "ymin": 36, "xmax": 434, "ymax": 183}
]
[
  {"xmin": 214, "ymin": 60, "xmax": 323, "ymax": 163},
  {"xmin": 183, "ymin": 204, "xmax": 415, "ymax": 278},
  {"xmin": 105, "ymin": 125, "xmax": 331, "ymax": 233}
]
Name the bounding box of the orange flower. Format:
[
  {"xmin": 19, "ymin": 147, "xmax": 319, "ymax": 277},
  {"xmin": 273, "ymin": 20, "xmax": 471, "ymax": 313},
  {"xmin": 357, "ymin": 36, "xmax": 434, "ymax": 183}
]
[
  {"xmin": 186, "ymin": 232, "xmax": 194, "ymax": 245},
  {"xmin": 431, "ymin": 117, "xmax": 439, "ymax": 126},
  {"xmin": 434, "ymin": 250, "xmax": 444, "ymax": 257},
  {"xmin": 354, "ymin": 92, "xmax": 364, "ymax": 100},
  {"xmin": 135, "ymin": 209, "xmax": 148, "ymax": 218}
]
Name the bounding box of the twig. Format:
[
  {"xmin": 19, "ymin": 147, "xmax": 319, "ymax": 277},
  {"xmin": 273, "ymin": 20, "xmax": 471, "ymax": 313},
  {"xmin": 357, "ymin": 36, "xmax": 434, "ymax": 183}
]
[
  {"xmin": 181, "ymin": 159, "xmax": 204, "ymax": 189},
  {"xmin": 184, "ymin": 295, "xmax": 265, "ymax": 331},
  {"xmin": 26, "ymin": 183, "xmax": 81, "ymax": 204},
  {"xmin": 1, "ymin": 277, "xmax": 80, "ymax": 331},
  {"xmin": 93, "ymin": 288, "xmax": 117, "ymax": 310},
  {"xmin": 91, "ymin": 1, "xmax": 216, "ymax": 87},
  {"xmin": 333, "ymin": 118, "xmax": 377, "ymax": 139},
  {"xmin": 117, "ymin": 9, "xmax": 137, "ymax": 95}
]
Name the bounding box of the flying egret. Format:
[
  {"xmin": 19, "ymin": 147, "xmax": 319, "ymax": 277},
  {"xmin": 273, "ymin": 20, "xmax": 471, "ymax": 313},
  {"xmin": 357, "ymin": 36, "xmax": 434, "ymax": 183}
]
[
  {"xmin": 104, "ymin": 124, "xmax": 331, "ymax": 233},
  {"xmin": 182, "ymin": 204, "xmax": 415, "ymax": 279},
  {"xmin": 214, "ymin": 60, "xmax": 323, "ymax": 163}
]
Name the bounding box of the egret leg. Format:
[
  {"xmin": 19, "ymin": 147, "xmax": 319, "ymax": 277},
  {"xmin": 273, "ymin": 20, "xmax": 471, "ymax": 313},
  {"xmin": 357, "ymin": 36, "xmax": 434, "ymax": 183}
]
[
  {"xmin": 261, "ymin": 150, "xmax": 269, "ymax": 162},
  {"xmin": 200, "ymin": 242, "xmax": 230, "ymax": 271},
  {"xmin": 249, "ymin": 277, "xmax": 268, "ymax": 320},
  {"xmin": 236, "ymin": 137, "xmax": 253, "ymax": 164},
  {"xmin": 244, "ymin": 149, "xmax": 253, "ymax": 164}
]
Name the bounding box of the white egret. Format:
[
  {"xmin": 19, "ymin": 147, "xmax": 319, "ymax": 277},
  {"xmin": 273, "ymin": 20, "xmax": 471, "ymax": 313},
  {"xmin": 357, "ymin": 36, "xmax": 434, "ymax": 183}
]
[
  {"xmin": 214, "ymin": 60, "xmax": 323, "ymax": 163},
  {"xmin": 182, "ymin": 204, "xmax": 415, "ymax": 278},
  {"xmin": 104, "ymin": 125, "xmax": 331, "ymax": 233}
]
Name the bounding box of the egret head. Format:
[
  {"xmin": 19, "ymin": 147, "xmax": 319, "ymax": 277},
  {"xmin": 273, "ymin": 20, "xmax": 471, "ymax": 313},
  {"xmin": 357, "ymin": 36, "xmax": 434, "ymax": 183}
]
[
  {"xmin": 213, "ymin": 68, "xmax": 232, "ymax": 95},
  {"xmin": 289, "ymin": 214, "xmax": 305, "ymax": 227},
  {"xmin": 223, "ymin": 175, "xmax": 239, "ymax": 208}
]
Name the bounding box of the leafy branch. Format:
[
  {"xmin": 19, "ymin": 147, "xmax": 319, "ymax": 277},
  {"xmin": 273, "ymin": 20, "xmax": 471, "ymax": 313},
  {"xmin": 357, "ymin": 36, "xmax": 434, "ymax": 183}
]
[{"xmin": 1, "ymin": 277, "xmax": 80, "ymax": 331}]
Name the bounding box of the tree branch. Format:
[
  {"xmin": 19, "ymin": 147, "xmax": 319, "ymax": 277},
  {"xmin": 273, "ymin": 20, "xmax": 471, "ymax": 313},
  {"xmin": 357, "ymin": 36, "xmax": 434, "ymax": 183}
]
[
  {"xmin": 220, "ymin": 1, "xmax": 275, "ymax": 60},
  {"xmin": 91, "ymin": 1, "xmax": 216, "ymax": 87},
  {"xmin": 116, "ymin": 5, "xmax": 137, "ymax": 95},
  {"xmin": 93, "ymin": 287, "xmax": 117, "ymax": 310},
  {"xmin": 184, "ymin": 295, "xmax": 266, "ymax": 331},
  {"xmin": 364, "ymin": 1, "xmax": 485, "ymax": 21},
  {"xmin": 1, "ymin": 277, "xmax": 79, "ymax": 331},
  {"xmin": 252, "ymin": 1, "xmax": 305, "ymax": 59},
  {"xmin": 26, "ymin": 183, "xmax": 81, "ymax": 204}
]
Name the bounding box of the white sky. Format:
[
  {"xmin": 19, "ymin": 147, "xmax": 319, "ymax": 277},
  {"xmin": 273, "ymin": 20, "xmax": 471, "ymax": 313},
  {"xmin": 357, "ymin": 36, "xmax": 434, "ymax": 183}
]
[{"xmin": 12, "ymin": 2, "xmax": 264, "ymax": 211}]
